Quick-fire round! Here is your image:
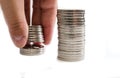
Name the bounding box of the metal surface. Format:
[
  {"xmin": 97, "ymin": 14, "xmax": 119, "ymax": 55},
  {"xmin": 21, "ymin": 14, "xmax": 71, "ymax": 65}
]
[
  {"xmin": 20, "ymin": 25, "xmax": 44, "ymax": 56},
  {"xmin": 20, "ymin": 47, "xmax": 44, "ymax": 56},
  {"xmin": 28, "ymin": 25, "xmax": 44, "ymax": 42},
  {"xmin": 57, "ymin": 9, "xmax": 85, "ymax": 62}
]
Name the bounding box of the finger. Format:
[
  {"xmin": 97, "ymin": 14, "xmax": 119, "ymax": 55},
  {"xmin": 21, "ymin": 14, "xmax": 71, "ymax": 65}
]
[
  {"xmin": 1, "ymin": 0, "xmax": 28, "ymax": 48},
  {"xmin": 24, "ymin": 0, "xmax": 30, "ymax": 25},
  {"xmin": 40, "ymin": 0, "xmax": 57, "ymax": 44},
  {"xmin": 32, "ymin": 0, "xmax": 41, "ymax": 25}
]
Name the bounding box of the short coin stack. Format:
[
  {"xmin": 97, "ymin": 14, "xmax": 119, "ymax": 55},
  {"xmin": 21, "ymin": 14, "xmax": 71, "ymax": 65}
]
[
  {"xmin": 57, "ymin": 9, "xmax": 85, "ymax": 61},
  {"xmin": 28, "ymin": 25, "xmax": 44, "ymax": 43},
  {"xmin": 20, "ymin": 25, "xmax": 44, "ymax": 56}
]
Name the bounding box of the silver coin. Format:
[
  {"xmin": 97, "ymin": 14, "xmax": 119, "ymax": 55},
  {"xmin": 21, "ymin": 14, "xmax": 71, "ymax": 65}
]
[
  {"xmin": 58, "ymin": 44, "xmax": 85, "ymax": 48},
  {"xmin": 57, "ymin": 9, "xmax": 85, "ymax": 12},
  {"xmin": 59, "ymin": 32, "xmax": 85, "ymax": 35},
  {"xmin": 28, "ymin": 39, "xmax": 44, "ymax": 41},
  {"xmin": 29, "ymin": 26, "xmax": 42, "ymax": 31},
  {"xmin": 58, "ymin": 17, "xmax": 85, "ymax": 21},
  {"xmin": 57, "ymin": 15, "xmax": 84, "ymax": 18},
  {"xmin": 57, "ymin": 22, "xmax": 85, "ymax": 25},
  {"xmin": 57, "ymin": 12, "xmax": 84, "ymax": 14},
  {"xmin": 58, "ymin": 52, "xmax": 83, "ymax": 56},
  {"xmin": 59, "ymin": 35, "xmax": 85, "ymax": 38},
  {"xmin": 58, "ymin": 27, "xmax": 85, "ymax": 32},
  {"xmin": 57, "ymin": 12, "xmax": 85, "ymax": 14},
  {"xmin": 28, "ymin": 37, "xmax": 44, "ymax": 40},
  {"xmin": 57, "ymin": 56, "xmax": 84, "ymax": 62},
  {"xmin": 58, "ymin": 50, "xmax": 84, "ymax": 53},
  {"xmin": 58, "ymin": 55, "xmax": 84, "ymax": 61},
  {"xmin": 58, "ymin": 41, "xmax": 85, "ymax": 44},
  {"xmin": 57, "ymin": 14, "xmax": 84, "ymax": 16},
  {"xmin": 58, "ymin": 29, "xmax": 85, "ymax": 32},
  {"xmin": 58, "ymin": 51, "xmax": 84, "ymax": 56},
  {"xmin": 57, "ymin": 12, "xmax": 85, "ymax": 15},
  {"xmin": 58, "ymin": 39, "xmax": 85, "ymax": 43},
  {"xmin": 29, "ymin": 33, "xmax": 43, "ymax": 35},
  {"xmin": 28, "ymin": 38, "xmax": 44, "ymax": 41},
  {"xmin": 58, "ymin": 29, "xmax": 85, "ymax": 33},
  {"xmin": 58, "ymin": 21, "xmax": 84, "ymax": 23},
  {"xmin": 58, "ymin": 54, "xmax": 84, "ymax": 59},
  {"xmin": 29, "ymin": 31, "xmax": 43, "ymax": 34},
  {"xmin": 58, "ymin": 34, "xmax": 85, "ymax": 38},
  {"xmin": 29, "ymin": 25, "xmax": 42, "ymax": 28},
  {"xmin": 58, "ymin": 43, "xmax": 84, "ymax": 46},
  {"xmin": 57, "ymin": 20, "xmax": 85, "ymax": 23},
  {"xmin": 29, "ymin": 35, "xmax": 43, "ymax": 37},
  {"xmin": 58, "ymin": 49, "xmax": 84, "ymax": 52},
  {"xmin": 58, "ymin": 42, "xmax": 85, "ymax": 45},
  {"xmin": 58, "ymin": 50, "xmax": 84, "ymax": 55},
  {"xmin": 58, "ymin": 24, "xmax": 85, "ymax": 27},
  {"xmin": 28, "ymin": 37, "xmax": 44, "ymax": 39},
  {"xmin": 58, "ymin": 31, "xmax": 85, "ymax": 34},
  {"xmin": 20, "ymin": 47, "xmax": 44, "ymax": 56},
  {"xmin": 58, "ymin": 25, "xmax": 85, "ymax": 28},
  {"xmin": 58, "ymin": 46, "xmax": 84, "ymax": 50},
  {"xmin": 57, "ymin": 21, "xmax": 85, "ymax": 23},
  {"xmin": 57, "ymin": 13, "xmax": 84, "ymax": 15},
  {"xmin": 29, "ymin": 27, "xmax": 42, "ymax": 29},
  {"xmin": 58, "ymin": 44, "xmax": 84, "ymax": 47},
  {"xmin": 29, "ymin": 34, "xmax": 43, "ymax": 37},
  {"xmin": 58, "ymin": 54, "xmax": 83, "ymax": 58},
  {"xmin": 58, "ymin": 55, "xmax": 83, "ymax": 60},
  {"xmin": 58, "ymin": 26, "xmax": 85, "ymax": 29},
  {"xmin": 29, "ymin": 29, "xmax": 42, "ymax": 31},
  {"xmin": 58, "ymin": 27, "xmax": 85, "ymax": 30},
  {"xmin": 59, "ymin": 39, "xmax": 85, "ymax": 41},
  {"xmin": 58, "ymin": 32, "xmax": 85, "ymax": 35},
  {"xmin": 28, "ymin": 35, "xmax": 44, "ymax": 38},
  {"xmin": 58, "ymin": 39, "xmax": 85, "ymax": 42},
  {"xmin": 57, "ymin": 22, "xmax": 85, "ymax": 24},
  {"xmin": 28, "ymin": 38, "xmax": 44, "ymax": 42},
  {"xmin": 57, "ymin": 16, "xmax": 84, "ymax": 19},
  {"xmin": 58, "ymin": 37, "xmax": 85, "ymax": 41},
  {"xmin": 58, "ymin": 43, "xmax": 84, "ymax": 47},
  {"xmin": 58, "ymin": 47, "xmax": 84, "ymax": 51}
]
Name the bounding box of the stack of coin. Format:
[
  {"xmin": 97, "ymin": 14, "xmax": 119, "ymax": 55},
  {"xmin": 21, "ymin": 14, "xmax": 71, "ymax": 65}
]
[
  {"xmin": 20, "ymin": 25, "xmax": 44, "ymax": 56},
  {"xmin": 57, "ymin": 9, "xmax": 85, "ymax": 61},
  {"xmin": 28, "ymin": 25, "xmax": 44, "ymax": 42}
]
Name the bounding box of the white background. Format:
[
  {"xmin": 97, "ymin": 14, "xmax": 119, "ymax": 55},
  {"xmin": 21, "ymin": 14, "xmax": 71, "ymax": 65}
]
[{"xmin": 0, "ymin": 0, "xmax": 120, "ymax": 78}]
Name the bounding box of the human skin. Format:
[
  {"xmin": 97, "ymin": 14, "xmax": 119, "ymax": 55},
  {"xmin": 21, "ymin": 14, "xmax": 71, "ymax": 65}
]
[{"xmin": 0, "ymin": 0, "xmax": 57, "ymax": 48}]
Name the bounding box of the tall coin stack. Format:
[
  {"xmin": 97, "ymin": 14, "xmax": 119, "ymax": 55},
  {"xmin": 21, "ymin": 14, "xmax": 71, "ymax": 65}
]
[
  {"xmin": 20, "ymin": 25, "xmax": 44, "ymax": 56},
  {"xmin": 57, "ymin": 9, "xmax": 85, "ymax": 61}
]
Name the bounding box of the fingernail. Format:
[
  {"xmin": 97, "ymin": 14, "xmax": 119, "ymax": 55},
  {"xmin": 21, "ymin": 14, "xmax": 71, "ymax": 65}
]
[{"xmin": 13, "ymin": 35, "xmax": 26, "ymax": 47}]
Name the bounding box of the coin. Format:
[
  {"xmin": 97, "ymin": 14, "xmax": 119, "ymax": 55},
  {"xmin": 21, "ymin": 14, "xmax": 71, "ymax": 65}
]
[
  {"xmin": 20, "ymin": 25, "xmax": 45, "ymax": 56},
  {"xmin": 20, "ymin": 47, "xmax": 44, "ymax": 56},
  {"xmin": 57, "ymin": 9, "xmax": 85, "ymax": 62}
]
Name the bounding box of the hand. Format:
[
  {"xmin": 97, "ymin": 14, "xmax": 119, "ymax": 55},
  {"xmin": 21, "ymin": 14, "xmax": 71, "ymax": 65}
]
[{"xmin": 0, "ymin": 0, "xmax": 57, "ymax": 48}]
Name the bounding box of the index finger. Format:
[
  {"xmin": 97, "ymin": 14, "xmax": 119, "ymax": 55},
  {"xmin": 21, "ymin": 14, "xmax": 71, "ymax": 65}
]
[
  {"xmin": 24, "ymin": 0, "xmax": 30, "ymax": 25},
  {"xmin": 40, "ymin": 0, "xmax": 57, "ymax": 44}
]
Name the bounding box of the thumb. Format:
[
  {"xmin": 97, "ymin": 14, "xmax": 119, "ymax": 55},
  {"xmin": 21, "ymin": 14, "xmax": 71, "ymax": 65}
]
[{"xmin": 1, "ymin": 0, "xmax": 28, "ymax": 48}]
